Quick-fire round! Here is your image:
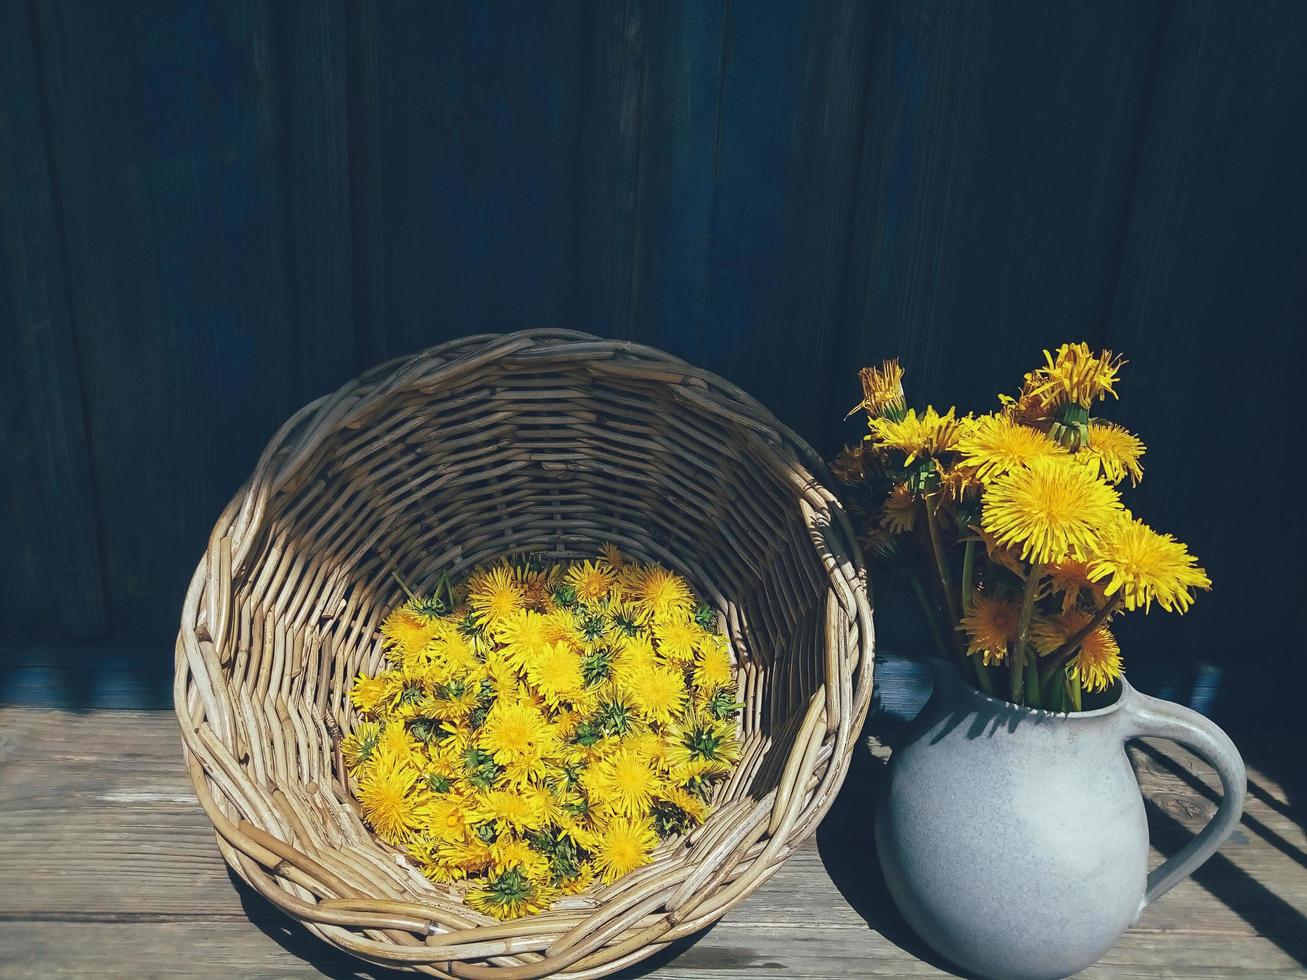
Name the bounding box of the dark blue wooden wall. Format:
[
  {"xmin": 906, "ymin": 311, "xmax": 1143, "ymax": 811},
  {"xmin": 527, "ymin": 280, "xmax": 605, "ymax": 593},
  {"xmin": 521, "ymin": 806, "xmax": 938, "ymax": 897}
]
[{"xmin": 2, "ymin": 0, "xmax": 1305, "ymax": 727}]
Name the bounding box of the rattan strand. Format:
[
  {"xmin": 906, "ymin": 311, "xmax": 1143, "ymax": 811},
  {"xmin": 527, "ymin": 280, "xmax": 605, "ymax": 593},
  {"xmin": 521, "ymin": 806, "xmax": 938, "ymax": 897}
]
[{"xmin": 176, "ymin": 329, "xmax": 874, "ymax": 978}]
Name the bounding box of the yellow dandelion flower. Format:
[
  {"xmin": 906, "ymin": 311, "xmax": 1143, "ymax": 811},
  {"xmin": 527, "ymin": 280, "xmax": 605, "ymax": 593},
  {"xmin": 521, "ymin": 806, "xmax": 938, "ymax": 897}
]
[
  {"xmin": 479, "ymin": 699, "xmax": 558, "ymax": 767},
  {"xmin": 630, "ymin": 565, "xmax": 694, "ymax": 622},
  {"xmin": 430, "ymin": 624, "xmax": 478, "ymax": 671},
  {"xmin": 468, "ymin": 564, "xmax": 525, "ymax": 629},
  {"xmin": 525, "ymin": 640, "xmax": 586, "ymax": 708},
  {"xmin": 470, "ymin": 788, "xmax": 546, "ymax": 834},
  {"xmin": 653, "ymin": 619, "xmax": 704, "ymax": 663},
  {"xmin": 880, "ymin": 483, "xmax": 918, "ymax": 534},
  {"xmin": 356, "ymin": 750, "xmax": 432, "ymax": 844},
  {"xmin": 1069, "ymin": 627, "xmax": 1124, "ymax": 693},
  {"xmin": 438, "ymin": 835, "xmax": 494, "ymax": 878},
  {"xmin": 624, "ymin": 730, "xmax": 672, "ymax": 771},
  {"xmin": 341, "ymin": 719, "xmax": 382, "ymax": 767},
  {"xmin": 428, "ymin": 679, "xmax": 480, "ymax": 723},
  {"xmin": 587, "ymin": 747, "xmax": 663, "ymax": 818},
  {"xmin": 494, "ymin": 609, "xmax": 553, "ymax": 673},
  {"xmin": 612, "ymin": 635, "xmax": 658, "ymax": 681},
  {"xmin": 670, "ymin": 756, "xmax": 722, "ymax": 785},
  {"xmin": 517, "ymin": 569, "xmax": 554, "ymax": 610},
  {"xmin": 557, "ymin": 861, "xmax": 596, "ymax": 896},
  {"xmin": 1087, "ymin": 514, "xmax": 1211, "ymax": 613},
  {"xmin": 623, "ymin": 664, "xmax": 687, "ymax": 726},
  {"xmin": 426, "ymin": 792, "xmax": 471, "ymax": 842},
  {"xmin": 567, "ymin": 560, "xmax": 615, "ymax": 603},
  {"xmin": 376, "ymin": 719, "xmax": 421, "ymax": 765},
  {"xmin": 523, "ymin": 784, "xmax": 567, "ymax": 825},
  {"xmin": 491, "ymin": 837, "xmax": 552, "ymax": 884},
  {"xmin": 659, "ymin": 785, "xmax": 710, "ymax": 824},
  {"xmin": 1025, "ymin": 343, "xmax": 1125, "ymax": 411},
  {"xmin": 599, "ymin": 542, "xmax": 624, "ymax": 569},
  {"xmin": 466, "ymin": 867, "xmax": 552, "ymax": 920},
  {"xmin": 607, "ymin": 596, "xmax": 651, "ymax": 638},
  {"xmin": 1082, "ymin": 421, "xmax": 1145, "ymax": 487},
  {"xmin": 592, "ymin": 816, "xmax": 659, "ymax": 883},
  {"xmin": 379, "ymin": 607, "xmax": 441, "ymax": 662},
  {"xmin": 955, "ymin": 414, "xmax": 1066, "ymax": 484},
  {"xmin": 850, "ymin": 359, "xmax": 906, "ymax": 419},
  {"xmin": 1045, "ymin": 558, "xmax": 1105, "ymax": 613},
  {"xmin": 958, "ymin": 594, "xmax": 1022, "ymax": 666},
  {"xmin": 867, "ymin": 405, "xmax": 965, "ymax": 464},
  {"xmin": 666, "ymin": 713, "xmax": 740, "ymax": 772},
  {"xmin": 693, "ymin": 636, "xmax": 734, "ymax": 691},
  {"xmin": 349, "ymin": 673, "xmax": 391, "ymax": 716},
  {"xmin": 1031, "ymin": 610, "xmax": 1123, "ymax": 693},
  {"xmin": 981, "ymin": 455, "xmax": 1122, "ymax": 566}
]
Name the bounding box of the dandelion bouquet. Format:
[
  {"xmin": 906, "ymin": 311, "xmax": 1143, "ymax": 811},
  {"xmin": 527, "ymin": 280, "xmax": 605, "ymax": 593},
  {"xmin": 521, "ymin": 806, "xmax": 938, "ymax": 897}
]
[
  {"xmin": 834, "ymin": 343, "xmax": 1210, "ymax": 710},
  {"xmin": 344, "ymin": 548, "xmax": 741, "ymax": 919}
]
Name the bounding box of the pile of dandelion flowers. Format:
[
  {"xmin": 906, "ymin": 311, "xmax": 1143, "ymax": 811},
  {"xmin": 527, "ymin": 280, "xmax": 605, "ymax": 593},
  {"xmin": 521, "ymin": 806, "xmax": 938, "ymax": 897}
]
[{"xmin": 345, "ymin": 552, "xmax": 741, "ymax": 919}]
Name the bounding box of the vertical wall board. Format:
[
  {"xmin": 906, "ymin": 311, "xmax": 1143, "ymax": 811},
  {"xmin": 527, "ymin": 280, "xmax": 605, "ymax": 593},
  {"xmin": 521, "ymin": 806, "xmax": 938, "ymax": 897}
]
[
  {"xmin": 575, "ymin": 0, "xmax": 645, "ymax": 339},
  {"xmin": 622, "ymin": 0, "xmax": 877, "ymax": 449},
  {"xmin": 34, "ymin": 0, "xmax": 298, "ymax": 640},
  {"xmin": 268, "ymin": 0, "xmax": 357, "ymax": 404},
  {"xmin": 0, "ymin": 1, "xmax": 107, "ymax": 639},
  {"xmin": 352, "ymin": 0, "xmax": 585, "ymax": 363},
  {"xmin": 619, "ymin": 0, "xmax": 730, "ymax": 362},
  {"xmin": 836, "ymin": 0, "xmax": 1171, "ymax": 425},
  {"xmin": 1105, "ymin": 0, "xmax": 1307, "ymax": 723}
]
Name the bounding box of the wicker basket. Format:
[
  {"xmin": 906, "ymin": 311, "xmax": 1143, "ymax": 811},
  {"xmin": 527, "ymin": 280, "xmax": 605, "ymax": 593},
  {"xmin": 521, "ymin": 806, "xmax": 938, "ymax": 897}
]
[{"xmin": 175, "ymin": 329, "xmax": 874, "ymax": 978}]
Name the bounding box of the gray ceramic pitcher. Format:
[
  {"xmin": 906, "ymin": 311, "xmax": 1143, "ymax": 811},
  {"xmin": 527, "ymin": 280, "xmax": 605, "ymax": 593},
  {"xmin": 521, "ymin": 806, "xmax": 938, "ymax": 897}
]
[{"xmin": 876, "ymin": 665, "xmax": 1246, "ymax": 980}]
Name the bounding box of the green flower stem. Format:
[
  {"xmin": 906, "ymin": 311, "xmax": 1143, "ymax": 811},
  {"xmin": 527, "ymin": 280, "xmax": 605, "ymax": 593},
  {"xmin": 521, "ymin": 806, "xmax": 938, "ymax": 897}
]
[
  {"xmin": 1009, "ymin": 562, "xmax": 1044, "ymax": 706},
  {"xmin": 956, "ymin": 538, "xmax": 993, "ymax": 694},
  {"xmin": 1068, "ymin": 673, "xmax": 1082, "ymax": 712},
  {"xmin": 960, "ymin": 538, "xmax": 976, "ymax": 614},
  {"xmin": 923, "ymin": 496, "xmax": 972, "ymax": 680},
  {"xmin": 910, "ymin": 575, "xmax": 954, "ymax": 665},
  {"xmin": 1025, "ymin": 657, "xmax": 1043, "ymax": 710}
]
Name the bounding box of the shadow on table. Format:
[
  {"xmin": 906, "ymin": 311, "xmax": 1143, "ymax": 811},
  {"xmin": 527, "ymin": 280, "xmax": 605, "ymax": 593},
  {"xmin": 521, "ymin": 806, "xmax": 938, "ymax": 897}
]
[
  {"xmin": 230, "ymin": 866, "xmax": 711, "ymax": 979},
  {"xmin": 814, "ymin": 709, "xmax": 972, "ymax": 979},
  {"xmin": 232, "ymin": 869, "xmax": 408, "ymax": 979},
  {"xmin": 820, "ymin": 687, "xmax": 1307, "ymax": 976},
  {"xmin": 1133, "ymin": 737, "xmax": 1307, "ymax": 968}
]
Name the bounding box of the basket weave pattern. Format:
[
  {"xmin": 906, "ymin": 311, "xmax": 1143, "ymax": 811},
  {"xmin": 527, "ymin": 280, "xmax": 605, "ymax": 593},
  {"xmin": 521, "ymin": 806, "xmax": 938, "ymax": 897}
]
[{"xmin": 175, "ymin": 330, "xmax": 874, "ymax": 978}]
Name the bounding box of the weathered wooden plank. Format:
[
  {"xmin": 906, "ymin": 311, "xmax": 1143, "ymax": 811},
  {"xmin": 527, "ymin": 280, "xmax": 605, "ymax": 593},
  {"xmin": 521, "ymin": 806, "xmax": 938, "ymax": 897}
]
[
  {"xmin": 0, "ymin": 706, "xmax": 1302, "ymax": 977},
  {"xmin": 1, "ymin": 918, "xmax": 1303, "ymax": 979},
  {"xmin": 657, "ymin": 1, "xmax": 877, "ymax": 447},
  {"xmin": 836, "ymin": 0, "xmax": 1170, "ymax": 413},
  {"xmin": 267, "ymin": 0, "xmax": 357, "ymax": 400},
  {"xmin": 1102, "ymin": 0, "xmax": 1307, "ymax": 721},
  {"xmin": 31, "ymin": 0, "xmax": 301, "ymax": 639},
  {"xmin": 0, "ymin": 2, "xmax": 107, "ymax": 640},
  {"xmin": 574, "ymin": 0, "xmax": 645, "ymax": 340},
  {"xmin": 348, "ymin": 0, "xmax": 584, "ymax": 364}
]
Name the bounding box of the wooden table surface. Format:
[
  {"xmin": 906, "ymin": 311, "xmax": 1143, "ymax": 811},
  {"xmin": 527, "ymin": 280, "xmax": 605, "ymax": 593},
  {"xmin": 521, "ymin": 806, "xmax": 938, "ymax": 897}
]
[{"xmin": 0, "ymin": 700, "xmax": 1304, "ymax": 978}]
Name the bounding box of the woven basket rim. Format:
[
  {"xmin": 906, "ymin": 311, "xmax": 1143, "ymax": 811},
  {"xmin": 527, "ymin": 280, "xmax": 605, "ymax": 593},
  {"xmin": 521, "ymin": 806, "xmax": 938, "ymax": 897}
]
[{"xmin": 175, "ymin": 329, "xmax": 875, "ymax": 979}]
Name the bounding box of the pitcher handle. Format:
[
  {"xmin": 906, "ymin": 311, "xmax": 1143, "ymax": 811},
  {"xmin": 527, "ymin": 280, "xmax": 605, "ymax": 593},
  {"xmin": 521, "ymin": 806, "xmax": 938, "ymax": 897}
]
[{"xmin": 1121, "ymin": 689, "xmax": 1246, "ymax": 912}]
